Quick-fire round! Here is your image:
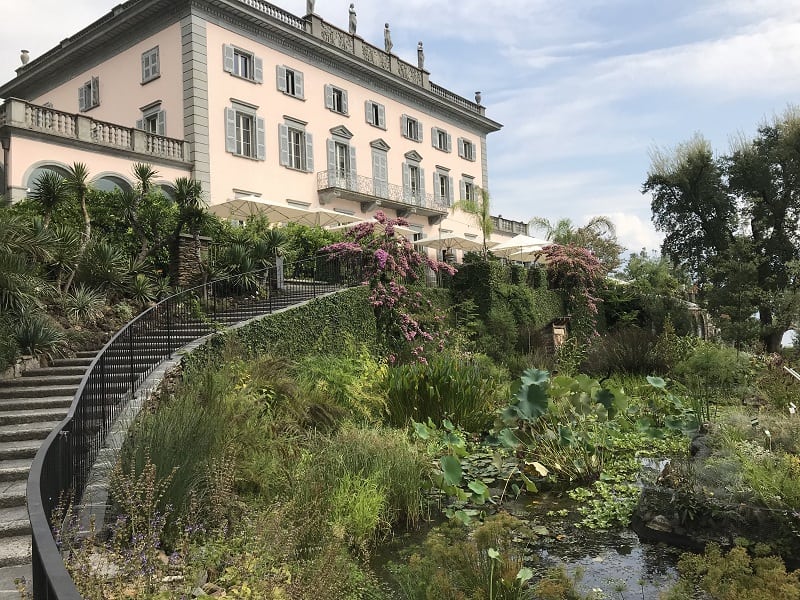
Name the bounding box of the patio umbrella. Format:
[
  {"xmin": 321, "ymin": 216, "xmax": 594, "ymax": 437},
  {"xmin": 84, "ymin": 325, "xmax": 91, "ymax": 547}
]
[
  {"xmin": 508, "ymin": 245, "xmax": 550, "ymax": 264},
  {"xmin": 209, "ymin": 196, "xmax": 360, "ymax": 227},
  {"xmin": 327, "ymin": 219, "xmax": 417, "ymax": 239},
  {"xmin": 414, "ymin": 233, "xmax": 496, "ymax": 252},
  {"xmin": 491, "ymin": 234, "xmax": 552, "ymax": 257}
]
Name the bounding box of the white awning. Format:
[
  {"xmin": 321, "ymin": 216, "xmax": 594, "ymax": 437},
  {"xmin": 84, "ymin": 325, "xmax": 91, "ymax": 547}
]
[{"xmin": 209, "ymin": 196, "xmax": 361, "ymax": 227}]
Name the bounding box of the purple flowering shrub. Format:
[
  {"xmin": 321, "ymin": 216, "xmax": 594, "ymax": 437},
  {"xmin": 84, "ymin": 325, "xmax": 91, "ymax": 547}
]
[{"xmin": 322, "ymin": 211, "xmax": 455, "ymax": 363}]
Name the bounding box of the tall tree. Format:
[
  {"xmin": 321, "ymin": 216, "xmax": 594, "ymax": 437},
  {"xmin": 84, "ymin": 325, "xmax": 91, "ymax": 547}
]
[
  {"xmin": 643, "ymin": 134, "xmax": 736, "ymax": 280},
  {"xmin": 453, "ymin": 186, "xmax": 494, "ymax": 257},
  {"xmin": 725, "ymin": 108, "xmax": 800, "ymax": 351},
  {"xmin": 529, "ymin": 215, "xmax": 623, "ymax": 271}
]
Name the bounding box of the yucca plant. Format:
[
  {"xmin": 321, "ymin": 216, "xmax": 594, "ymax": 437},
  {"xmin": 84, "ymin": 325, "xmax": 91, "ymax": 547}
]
[
  {"xmin": 77, "ymin": 239, "xmax": 129, "ymax": 293},
  {"xmin": 62, "ymin": 284, "xmax": 106, "ymax": 325},
  {"xmin": 14, "ymin": 312, "xmax": 66, "ymax": 356},
  {"xmin": 129, "ymin": 273, "xmax": 156, "ymax": 306}
]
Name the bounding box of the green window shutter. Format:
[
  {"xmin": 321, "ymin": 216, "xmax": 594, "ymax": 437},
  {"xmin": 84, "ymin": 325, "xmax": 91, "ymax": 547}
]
[
  {"xmin": 460, "ymin": 179, "xmax": 466, "ymax": 201},
  {"xmin": 135, "ymin": 118, "xmax": 145, "ymax": 131},
  {"xmin": 448, "ymin": 176, "xmax": 454, "ymax": 206},
  {"xmin": 305, "ymin": 133, "xmax": 314, "ymax": 172},
  {"xmin": 223, "ymin": 44, "xmax": 234, "ymax": 74},
  {"xmin": 327, "ymin": 139, "xmax": 336, "ymax": 175},
  {"xmin": 324, "ymin": 84, "xmax": 333, "ymax": 110},
  {"xmin": 142, "ymin": 53, "xmax": 150, "ymax": 81},
  {"xmin": 349, "ymin": 145, "xmax": 357, "ymax": 188},
  {"xmin": 446, "ymin": 133, "xmax": 452, "ymax": 153},
  {"xmin": 365, "ymin": 101, "xmax": 374, "ymax": 125},
  {"xmin": 276, "ymin": 65, "xmax": 287, "ymax": 92},
  {"xmin": 225, "ymin": 108, "xmax": 237, "ymax": 153},
  {"xmin": 279, "ymin": 123, "xmax": 290, "ymax": 166},
  {"xmin": 157, "ymin": 110, "xmax": 166, "ymax": 135},
  {"xmin": 401, "ymin": 114, "xmax": 409, "ymax": 138},
  {"xmin": 378, "ymin": 104, "xmax": 386, "ymax": 128},
  {"xmin": 90, "ymin": 77, "xmax": 100, "ymax": 107},
  {"xmin": 457, "ymin": 138, "xmax": 464, "ymax": 158},
  {"xmin": 295, "ymin": 71, "xmax": 305, "ymax": 98},
  {"xmin": 254, "ymin": 56, "xmax": 263, "ymax": 83},
  {"xmin": 433, "ymin": 172, "xmax": 440, "ymax": 203},
  {"xmin": 431, "ymin": 127, "xmax": 438, "ymax": 149},
  {"xmin": 256, "ymin": 117, "xmax": 266, "ymax": 161},
  {"xmin": 78, "ymin": 85, "xmax": 86, "ymax": 111},
  {"xmin": 417, "ymin": 121, "xmax": 423, "ymax": 143},
  {"xmin": 341, "ymin": 90, "xmax": 349, "ymax": 115},
  {"xmin": 419, "ymin": 168, "xmax": 426, "ymax": 197},
  {"xmin": 402, "ymin": 162, "xmax": 411, "ymax": 198},
  {"xmin": 151, "ymin": 48, "xmax": 159, "ymax": 77}
]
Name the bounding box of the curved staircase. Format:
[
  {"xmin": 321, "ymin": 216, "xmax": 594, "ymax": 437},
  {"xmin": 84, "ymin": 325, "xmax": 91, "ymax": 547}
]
[{"xmin": 0, "ymin": 351, "xmax": 97, "ymax": 594}]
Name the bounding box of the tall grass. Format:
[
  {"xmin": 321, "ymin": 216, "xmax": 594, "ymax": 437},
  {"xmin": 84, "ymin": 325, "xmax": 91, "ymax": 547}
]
[{"xmin": 385, "ymin": 352, "xmax": 508, "ymax": 431}]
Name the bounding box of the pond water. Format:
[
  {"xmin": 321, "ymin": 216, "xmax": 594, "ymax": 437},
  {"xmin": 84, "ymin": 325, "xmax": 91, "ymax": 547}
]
[{"xmin": 375, "ymin": 458, "xmax": 684, "ymax": 598}]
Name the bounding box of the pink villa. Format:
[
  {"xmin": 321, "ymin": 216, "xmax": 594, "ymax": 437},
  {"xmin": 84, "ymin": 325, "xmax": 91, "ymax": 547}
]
[{"xmin": 0, "ymin": 0, "xmax": 529, "ymax": 259}]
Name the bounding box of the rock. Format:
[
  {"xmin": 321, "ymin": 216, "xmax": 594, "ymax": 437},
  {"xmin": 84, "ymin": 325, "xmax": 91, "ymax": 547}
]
[
  {"xmin": 646, "ymin": 515, "xmax": 673, "ymax": 533},
  {"xmin": 690, "ymin": 433, "xmax": 712, "ymax": 460}
]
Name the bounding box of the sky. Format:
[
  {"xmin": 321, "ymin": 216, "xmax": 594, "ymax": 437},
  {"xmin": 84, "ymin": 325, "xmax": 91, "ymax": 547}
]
[{"xmin": 2, "ymin": 0, "xmax": 800, "ymax": 257}]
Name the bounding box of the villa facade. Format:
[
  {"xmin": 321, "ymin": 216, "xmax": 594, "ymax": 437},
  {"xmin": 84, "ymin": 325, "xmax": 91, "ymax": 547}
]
[{"xmin": 0, "ymin": 0, "xmax": 526, "ymax": 255}]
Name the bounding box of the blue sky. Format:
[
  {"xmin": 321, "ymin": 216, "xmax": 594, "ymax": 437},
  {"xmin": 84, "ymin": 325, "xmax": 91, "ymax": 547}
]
[{"xmin": 3, "ymin": 0, "xmax": 800, "ymax": 256}]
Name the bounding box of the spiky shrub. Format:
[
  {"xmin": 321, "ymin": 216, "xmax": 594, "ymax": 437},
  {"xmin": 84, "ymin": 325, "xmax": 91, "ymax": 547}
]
[
  {"xmin": 13, "ymin": 312, "xmax": 66, "ymax": 356},
  {"xmin": 62, "ymin": 284, "xmax": 106, "ymax": 325},
  {"xmin": 77, "ymin": 239, "xmax": 129, "ymax": 293},
  {"xmin": 128, "ymin": 273, "xmax": 155, "ymax": 306}
]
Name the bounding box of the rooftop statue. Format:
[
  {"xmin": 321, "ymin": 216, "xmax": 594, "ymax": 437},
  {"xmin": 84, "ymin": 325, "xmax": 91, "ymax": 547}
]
[
  {"xmin": 306, "ymin": 0, "xmax": 314, "ymax": 15},
  {"xmin": 417, "ymin": 41, "xmax": 424, "ymax": 69},
  {"xmin": 384, "ymin": 23, "xmax": 393, "ymax": 53},
  {"xmin": 349, "ymin": 4, "xmax": 357, "ymax": 35}
]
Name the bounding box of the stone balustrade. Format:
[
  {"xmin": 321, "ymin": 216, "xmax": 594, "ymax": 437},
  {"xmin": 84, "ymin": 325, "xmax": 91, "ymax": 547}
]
[{"xmin": 0, "ymin": 98, "xmax": 189, "ymax": 163}]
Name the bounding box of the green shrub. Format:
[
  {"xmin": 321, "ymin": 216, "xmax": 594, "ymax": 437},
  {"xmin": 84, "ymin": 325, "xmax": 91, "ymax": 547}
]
[
  {"xmin": 61, "ymin": 284, "xmax": 106, "ymax": 325},
  {"xmin": 662, "ymin": 543, "xmax": 800, "ymax": 600},
  {"xmin": 0, "ymin": 318, "xmax": 18, "ymax": 372},
  {"xmin": 581, "ymin": 326, "xmax": 661, "ymax": 375},
  {"xmin": 385, "ymin": 351, "xmax": 508, "ymax": 431},
  {"xmin": 13, "ymin": 312, "xmax": 66, "ymax": 356}
]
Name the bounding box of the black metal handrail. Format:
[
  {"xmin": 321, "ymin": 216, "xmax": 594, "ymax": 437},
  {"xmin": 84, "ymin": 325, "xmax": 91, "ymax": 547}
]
[{"xmin": 27, "ymin": 253, "xmax": 362, "ymax": 599}]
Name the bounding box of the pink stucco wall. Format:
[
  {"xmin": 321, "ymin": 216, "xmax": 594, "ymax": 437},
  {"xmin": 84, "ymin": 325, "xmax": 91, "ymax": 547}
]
[
  {"xmin": 204, "ymin": 23, "xmax": 486, "ymax": 241},
  {"xmin": 30, "ymin": 22, "xmax": 184, "ymax": 139}
]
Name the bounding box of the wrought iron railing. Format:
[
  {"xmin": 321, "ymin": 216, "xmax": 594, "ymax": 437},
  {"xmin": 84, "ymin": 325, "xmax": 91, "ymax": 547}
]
[
  {"xmin": 316, "ymin": 170, "xmax": 449, "ymax": 214},
  {"xmin": 28, "ymin": 253, "xmax": 362, "ymax": 600}
]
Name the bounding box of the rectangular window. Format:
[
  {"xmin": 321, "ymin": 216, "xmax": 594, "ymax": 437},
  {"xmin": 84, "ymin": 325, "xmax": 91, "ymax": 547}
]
[
  {"xmin": 277, "ymin": 65, "xmax": 304, "ymax": 99},
  {"xmin": 459, "ymin": 138, "xmax": 476, "ymax": 161},
  {"xmin": 464, "ymin": 180, "xmax": 474, "ymax": 201},
  {"xmin": 144, "ymin": 113, "xmax": 158, "ymax": 133},
  {"xmin": 404, "ymin": 116, "xmax": 421, "ymax": 141},
  {"xmin": 409, "ymin": 165, "xmax": 420, "ymax": 196},
  {"xmin": 335, "ymin": 142, "xmax": 349, "ymax": 178},
  {"xmin": 433, "ymin": 127, "xmax": 452, "ymax": 152},
  {"xmin": 435, "ymin": 170, "xmax": 454, "ymax": 207},
  {"xmin": 279, "ymin": 121, "xmax": 314, "ymax": 172},
  {"xmin": 438, "ymin": 174, "xmax": 449, "ymax": 202},
  {"xmin": 224, "ymin": 105, "xmax": 265, "ymax": 160},
  {"xmin": 78, "ymin": 76, "xmax": 100, "ymax": 112},
  {"xmin": 136, "ymin": 104, "xmax": 166, "ymax": 136},
  {"xmin": 365, "ymin": 100, "xmax": 386, "ymax": 129},
  {"xmin": 236, "ymin": 112, "xmax": 254, "ymax": 157},
  {"xmin": 141, "ymin": 47, "xmax": 160, "ymax": 83},
  {"xmin": 234, "ymin": 49, "xmax": 253, "ymax": 79},
  {"xmin": 325, "ymin": 85, "xmax": 348, "ymax": 115}
]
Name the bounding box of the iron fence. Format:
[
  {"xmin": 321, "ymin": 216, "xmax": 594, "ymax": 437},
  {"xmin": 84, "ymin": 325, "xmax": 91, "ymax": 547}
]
[{"xmin": 27, "ymin": 253, "xmax": 362, "ymax": 600}]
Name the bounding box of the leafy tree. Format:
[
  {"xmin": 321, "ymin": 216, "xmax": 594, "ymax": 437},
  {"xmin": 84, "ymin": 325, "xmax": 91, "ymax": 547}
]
[
  {"xmin": 30, "ymin": 170, "xmax": 67, "ymax": 229},
  {"xmin": 529, "ymin": 215, "xmax": 623, "ymax": 271},
  {"xmin": 644, "ymin": 133, "xmax": 736, "ymax": 280},
  {"xmin": 454, "ymin": 186, "xmax": 494, "ymax": 257}
]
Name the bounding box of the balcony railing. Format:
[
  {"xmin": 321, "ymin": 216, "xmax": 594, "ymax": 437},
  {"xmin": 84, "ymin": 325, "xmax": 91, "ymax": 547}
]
[
  {"xmin": 492, "ymin": 216, "xmax": 529, "ymax": 236},
  {"xmin": 1, "ymin": 99, "xmax": 190, "ymax": 163},
  {"xmin": 238, "ymin": 0, "xmax": 306, "ymax": 30},
  {"xmin": 317, "ymin": 170, "xmax": 449, "ymax": 217}
]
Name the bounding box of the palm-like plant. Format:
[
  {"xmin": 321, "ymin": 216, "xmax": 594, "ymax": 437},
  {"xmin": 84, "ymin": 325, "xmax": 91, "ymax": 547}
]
[
  {"xmin": 529, "ymin": 215, "xmax": 622, "ymax": 272},
  {"xmin": 129, "ymin": 163, "xmax": 159, "ymax": 262},
  {"xmin": 0, "ymin": 210, "xmax": 53, "ymax": 313},
  {"xmin": 65, "ymin": 162, "xmax": 91, "ymax": 248},
  {"xmin": 168, "ymin": 177, "xmax": 207, "ymax": 282},
  {"xmin": 30, "ymin": 170, "xmax": 67, "ymax": 229},
  {"xmin": 454, "ymin": 186, "xmax": 494, "ymax": 257}
]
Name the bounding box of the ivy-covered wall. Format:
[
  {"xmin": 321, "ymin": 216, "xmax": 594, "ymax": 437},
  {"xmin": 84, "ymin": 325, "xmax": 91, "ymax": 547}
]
[{"xmin": 185, "ymin": 286, "xmax": 379, "ymax": 370}]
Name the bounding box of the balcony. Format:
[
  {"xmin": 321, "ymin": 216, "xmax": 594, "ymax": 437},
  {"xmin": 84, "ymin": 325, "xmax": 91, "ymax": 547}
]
[
  {"xmin": 0, "ymin": 98, "xmax": 190, "ymax": 165},
  {"xmin": 317, "ymin": 170, "xmax": 449, "ymax": 225}
]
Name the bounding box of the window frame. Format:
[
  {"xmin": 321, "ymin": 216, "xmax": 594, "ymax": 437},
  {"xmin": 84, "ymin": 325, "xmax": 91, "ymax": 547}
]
[
  {"xmin": 78, "ymin": 76, "xmax": 100, "ymax": 112},
  {"xmin": 325, "ymin": 84, "xmax": 349, "ymax": 115},
  {"xmin": 279, "ymin": 119, "xmax": 314, "ymax": 172},
  {"xmin": 141, "ymin": 47, "xmax": 160, "ymax": 83},
  {"xmin": 277, "ymin": 65, "xmax": 305, "ymax": 99},
  {"xmin": 223, "ymin": 44, "xmax": 263, "ymax": 83},
  {"xmin": 225, "ymin": 104, "xmax": 266, "ymax": 161},
  {"xmin": 365, "ymin": 100, "xmax": 386, "ymax": 129},
  {"xmin": 402, "ymin": 114, "xmax": 423, "ymax": 142},
  {"xmin": 432, "ymin": 127, "xmax": 452, "ymax": 153},
  {"xmin": 459, "ymin": 137, "xmax": 477, "ymax": 162}
]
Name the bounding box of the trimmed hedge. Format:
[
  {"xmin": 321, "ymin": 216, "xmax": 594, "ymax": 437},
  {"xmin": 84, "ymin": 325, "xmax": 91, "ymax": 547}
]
[{"xmin": 184, "ymin": 286, "xmax": 379, "ymax": 370}]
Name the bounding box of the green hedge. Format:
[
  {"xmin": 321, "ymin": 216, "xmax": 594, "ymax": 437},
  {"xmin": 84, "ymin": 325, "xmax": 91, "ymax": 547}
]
[{"xmin": 185, "ymin": 286, "xmax": 379, "ymax": 370}]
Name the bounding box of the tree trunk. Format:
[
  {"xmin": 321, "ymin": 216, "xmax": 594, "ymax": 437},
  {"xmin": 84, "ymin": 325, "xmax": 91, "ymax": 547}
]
[{"xmin": 759, "ymin": 305, "xmax": 783, "ymax": 353}]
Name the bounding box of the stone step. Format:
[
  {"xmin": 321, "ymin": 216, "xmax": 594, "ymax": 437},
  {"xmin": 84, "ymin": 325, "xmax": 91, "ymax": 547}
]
[
  {"xmin": 0, "ymin": 385, "xmax": 78, "ymax": 399},
  {"xmin": 0, "ymin": 563, "xmax": 32, "ymax": 594},
  {"xmin": 0, "ymin": 440, "xmax": 41, "ymax": 461},
  {"xmin": 0, "ymin": 535, "xmax": 31, "ymax": 568},
  {"xmin": 25, "ymin": 366, "xmax": 87, "ymax": 377},
  {"xmin": 0, "ymin": 481, "xmax": 26, "ymax": 509},
  {"xmin": 0, "ymin": 459, "xmax": 34, "ymax": 483},
  {"xmin": 75, "ymin": 351, "xmax": 98, "ymax": 358},
  {"xmin": 0, "ymin": 375, "xmax": 84, "ymax": 388},
  {"xmin": 0, "ymin": 507, "xmax": 30, "ymax": 537},
  {"xmin": 49, "ymin": 357, "xmax": 94, "ymax": 367},
  {"xmin": 0, "ymin": 409, "xmax": 68, "ymax": 427},
  {"xmin": 0, "ymin": 397, "xmax": 72, "ymax": 412},
  {"xmin": 0, "ymin": 422, "xmax": 59, "ymax": 443}
]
